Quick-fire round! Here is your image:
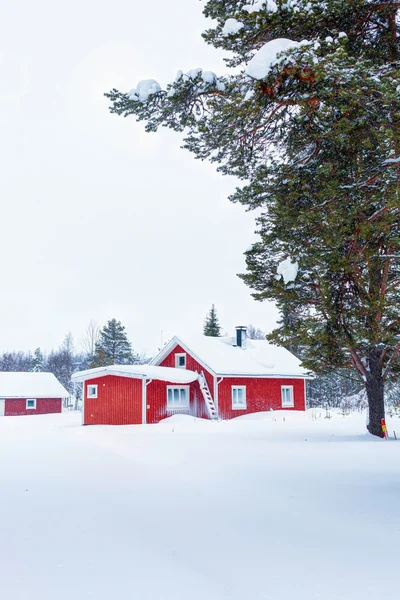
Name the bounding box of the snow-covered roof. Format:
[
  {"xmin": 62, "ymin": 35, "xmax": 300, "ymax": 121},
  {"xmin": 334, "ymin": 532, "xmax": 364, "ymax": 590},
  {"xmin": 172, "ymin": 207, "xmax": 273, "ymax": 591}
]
[
  {"xmin": 0, "ymin": 372, "xmax": 69, "ymax": 398},
  {"xmin": 152, "ymin": 334, "xmax": 310, "ymax": 378},
  {"xmin": 72, "ymin": 364, "xmax": 199, "ymax": 384}
]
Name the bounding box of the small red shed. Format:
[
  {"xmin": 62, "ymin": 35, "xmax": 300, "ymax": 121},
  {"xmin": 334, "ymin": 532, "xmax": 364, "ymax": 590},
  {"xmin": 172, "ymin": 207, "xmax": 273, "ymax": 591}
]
[
  {"xmin": 0, "ymin": 372, "xmax": 69, "ymax": 417},
  {"xmin": 73, "ymin": 327, "xmax": 310, "ymax": 425},
  {"xmin": 73, "ymin": 364, "xmax": 199, "ymax": 426}
]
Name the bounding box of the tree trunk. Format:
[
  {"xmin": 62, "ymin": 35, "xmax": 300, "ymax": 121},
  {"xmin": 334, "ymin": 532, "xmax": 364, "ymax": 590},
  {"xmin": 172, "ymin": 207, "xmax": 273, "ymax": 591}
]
[{"xmin": 365, "ymin": 351, "xmax": 385, "ymax": 438}]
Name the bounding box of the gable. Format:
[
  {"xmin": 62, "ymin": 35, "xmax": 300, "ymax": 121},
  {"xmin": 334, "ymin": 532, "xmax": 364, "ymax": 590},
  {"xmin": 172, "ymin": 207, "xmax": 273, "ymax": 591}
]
[
  {"xmin": 157, "ymin": 343, "xmax": 215, "ymax": 394},
  {"xmin": 154, "ymin": 341, "xmax": 215, "ymax": 374},
  {"xmin": 152, "ymin": 335, "xmax": 309, "ymax": 378}
]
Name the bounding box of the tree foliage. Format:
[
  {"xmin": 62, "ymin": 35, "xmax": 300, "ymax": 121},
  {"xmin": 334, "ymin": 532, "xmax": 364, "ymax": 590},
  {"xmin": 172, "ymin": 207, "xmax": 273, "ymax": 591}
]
[
  {"xmin": 203, "ymin": 304, "xmax": 222, "ymax": 336},
  {"xmin": 31, "ymin": 347, "xmax": 45, "ymax": 372},
  {"xmin": 106, "ymin": 0, "xmax": 400, "ymax": 436},
  {"xmin": 94, "ymin": 318, "xmax": 137, "ymax": 365}
]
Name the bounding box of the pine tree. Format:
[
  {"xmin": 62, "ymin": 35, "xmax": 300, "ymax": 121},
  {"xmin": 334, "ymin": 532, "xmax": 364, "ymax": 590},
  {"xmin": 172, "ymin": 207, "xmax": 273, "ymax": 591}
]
[
  {"xmin": 94, "ymin": 319, "xmax": 136, "ymax": 365},
  {"xmin": 31, "ymin": 348, "xmax": 45, "ymax": 372},
  {"xmin": 203, "ymin": 304, "xmax": 222, "ymax": 336},
  {"xmin": 106, "ymin": 1, "xmax": 400, "ymax": 436}
]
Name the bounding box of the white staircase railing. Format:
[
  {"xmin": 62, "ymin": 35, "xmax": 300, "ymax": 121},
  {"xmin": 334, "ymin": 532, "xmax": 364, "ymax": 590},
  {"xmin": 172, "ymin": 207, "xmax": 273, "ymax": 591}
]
[{"xmin": 198, "ymin": 372, "xmax": 218, "ymax": 420}]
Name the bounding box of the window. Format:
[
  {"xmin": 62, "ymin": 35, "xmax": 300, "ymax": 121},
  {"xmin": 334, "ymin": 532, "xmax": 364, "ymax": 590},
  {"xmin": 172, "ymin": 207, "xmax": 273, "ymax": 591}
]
[
  {"xmin": 232, "ymin": 386, "xmax": 246, "ymax": 410},
  {"xmin": 167, "ymin": 386, "xmax": 189, "ymax": 409},
  {"xmin": 26, "ymin": 399, "xmax": 36, "ymax": 410},
  {"xmin": 281, "ymin": 386, "xmax": 294, "ymax": 407},
  {"xmin": 87, "ymin": 385, "xmax": 98, "ymax": 399},
  {"xmin": 175, "ymin": 353, "xmax": 187, "ymax": 369}
]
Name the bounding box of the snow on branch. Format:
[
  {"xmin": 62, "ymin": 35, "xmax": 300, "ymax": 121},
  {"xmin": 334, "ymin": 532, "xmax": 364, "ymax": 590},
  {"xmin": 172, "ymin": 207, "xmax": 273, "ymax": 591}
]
[
  {"xmin": 277, "ymin": 257, "xmax": 299, "ymax": 284},
  {"xmin": 222, "ymin": 18, "xmax": 244, "ymax": 36},
  {"xmin": 243, "ymin": 1, "xmax": 278, "ymax": 14},
  {"xmin": 245, "ymin": 38, "xmax": 315, "ymax": 80}
]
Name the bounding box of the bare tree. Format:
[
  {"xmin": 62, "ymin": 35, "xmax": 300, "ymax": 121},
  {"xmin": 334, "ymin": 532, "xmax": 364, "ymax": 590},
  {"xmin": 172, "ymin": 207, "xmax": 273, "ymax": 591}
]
[
  {"xmin": 247, "ymin": 325, "xmax": 265, "ymax": 340},
  {"xmin": 81, "ymin": 319, "xmax": 100, "ymax": 365}
]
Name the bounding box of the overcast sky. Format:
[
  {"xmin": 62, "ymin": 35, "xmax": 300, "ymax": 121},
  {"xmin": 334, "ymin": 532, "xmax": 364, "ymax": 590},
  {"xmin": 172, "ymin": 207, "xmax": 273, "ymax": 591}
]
[{"xmin": 0, "ymin": 0, "xmax": 279, "ymax": 356}]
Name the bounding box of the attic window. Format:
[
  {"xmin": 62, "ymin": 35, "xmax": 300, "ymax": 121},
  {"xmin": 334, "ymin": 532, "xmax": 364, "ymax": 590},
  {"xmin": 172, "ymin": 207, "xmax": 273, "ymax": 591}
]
[
  {"xmin": 175, "ymin": 353, "xmax": 187, "ymax": 369},
  {"xmin": 26, "ymin": 399, "xmax": 37, "ymax": 410}
]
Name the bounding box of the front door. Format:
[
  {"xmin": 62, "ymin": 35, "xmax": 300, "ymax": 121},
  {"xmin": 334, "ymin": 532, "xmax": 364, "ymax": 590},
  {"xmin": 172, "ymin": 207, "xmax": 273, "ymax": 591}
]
[{"xmin": 0, "ymin": 399, "xmax": 5, "ymax": 417}]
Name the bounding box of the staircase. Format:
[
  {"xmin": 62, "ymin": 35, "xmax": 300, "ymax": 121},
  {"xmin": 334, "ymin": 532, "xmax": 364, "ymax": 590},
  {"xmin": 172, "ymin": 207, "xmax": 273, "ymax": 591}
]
[{"xmin": 198, "ymin": 372, "xmax": 218, "ymax": 420}]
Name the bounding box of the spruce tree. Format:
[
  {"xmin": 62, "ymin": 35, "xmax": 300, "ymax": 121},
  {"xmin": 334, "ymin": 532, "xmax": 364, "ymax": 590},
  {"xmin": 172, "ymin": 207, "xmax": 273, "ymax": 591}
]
[
  {"xmin": 94, "ymin": 319, "xmax": 136, "ymax": 365},
  {"xmin": 106, "ymin": 1, "xmax": 400, "ymax": 436},
  {"xmin": 203, "ymin": 304, "xmax": 222, "ymax": 336},
  {"xmin": 31, "ymin": 348, "xmax": 45, "ymax": 372}
]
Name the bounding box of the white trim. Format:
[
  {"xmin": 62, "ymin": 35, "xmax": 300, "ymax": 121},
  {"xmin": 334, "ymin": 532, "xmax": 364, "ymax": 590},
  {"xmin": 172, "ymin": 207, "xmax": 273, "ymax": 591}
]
[
  {"xmin": 166, "ymin": 385, "xmax": 190, "ymax": 410},
  {"xmin": 214, "ymin": 373, "xmax": 310, "ymax": 379},
  {"xmin": 231, "ymin": 386, "xmax": 246, "ymax": 410},
  {"xmin": 82, "ymin": 382, "xmax": 85, "ymax": 426},
  {"xmin": 26, "ymin": 398, "xmax": 37, "ymax": 410},
  {"xmin": 0, "ymin": 395, "xmax": 69, "ymax": 399},
  {"xmin": 142, "ymin": 378, "xmax": 147, "ymax": 424},
  {"xmin": 73, "ymin": 367, "xmax": 147, "ymax": 382},
  {"xmin": 281, "ymin": 385, "xmax": 294, "ymax": 408},
  {"xmin": 87, "ymin": 384, "xmax": 98, "ymax": 399},
  {"xmin": 215, "ymin": 377, "xmax": 223, "ymax": 414},
  {"xmin": 175, "ymin": 353, "xmax": 187, "ymax": 369},
  {"xmin": 304, "ymin": 379, "xmax": 307, "ymax": 410}
]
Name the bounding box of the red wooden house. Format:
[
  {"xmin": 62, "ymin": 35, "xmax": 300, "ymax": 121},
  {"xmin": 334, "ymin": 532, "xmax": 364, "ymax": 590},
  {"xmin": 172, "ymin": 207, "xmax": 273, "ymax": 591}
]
[
  {"xmin": 73, "ymin": 327, "xmax": 309, "ymax": 426},
  {"xmin": 0, "ymin": 372, "xmax": 69, "ymax": 417}
]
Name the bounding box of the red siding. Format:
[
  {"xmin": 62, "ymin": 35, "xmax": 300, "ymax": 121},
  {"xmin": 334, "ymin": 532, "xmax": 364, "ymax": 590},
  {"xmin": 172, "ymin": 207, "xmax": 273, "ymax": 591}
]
[
  {"xmin": 146, "ymin": 379, "xmax": 205, "ymax": 423},
  {"xmin": 217, "ymin": 377, "xmax": 305, "ymax": 420},
  {"xmin": 82, "ymin": 354, "xmax": 306, "ymax": 426},
  {"xmin": 84, "ymin": 375, "xmax": 142, "ymax": 425},
  {"xmin": 4, "ymin": 398, "xmax": 62, "ymax": 416},
  {"xmin": 158, "ymin": 344, "xmax": 214, "ymax": 419}
]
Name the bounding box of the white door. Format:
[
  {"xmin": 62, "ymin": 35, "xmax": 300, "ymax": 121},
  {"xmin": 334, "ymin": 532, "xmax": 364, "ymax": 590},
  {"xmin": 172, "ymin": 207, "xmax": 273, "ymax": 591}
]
[{"xmin": 0, "ymin": 399, "xmax": 5, "ymax": 417}]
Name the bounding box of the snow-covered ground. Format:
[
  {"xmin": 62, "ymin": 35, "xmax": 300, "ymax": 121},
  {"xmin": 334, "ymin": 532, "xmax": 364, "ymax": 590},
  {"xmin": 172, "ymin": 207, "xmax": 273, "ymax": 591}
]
[{"xmin": 0, "ymin": 410, "xmax": 399, "ymax": 600}]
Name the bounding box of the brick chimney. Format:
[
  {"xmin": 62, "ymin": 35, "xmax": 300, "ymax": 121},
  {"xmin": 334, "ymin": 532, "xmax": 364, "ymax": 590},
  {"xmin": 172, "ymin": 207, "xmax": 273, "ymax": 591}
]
[{"xmin": 235, "ymin": 326, "xmax": 247, "ymax": 349}]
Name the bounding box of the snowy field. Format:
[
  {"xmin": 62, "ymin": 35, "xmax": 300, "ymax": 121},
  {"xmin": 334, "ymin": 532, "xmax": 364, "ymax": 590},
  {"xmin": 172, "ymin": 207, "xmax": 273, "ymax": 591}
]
[{"xmin": 0, "ymin": 410, "xmax": 399, "ymax": 600}]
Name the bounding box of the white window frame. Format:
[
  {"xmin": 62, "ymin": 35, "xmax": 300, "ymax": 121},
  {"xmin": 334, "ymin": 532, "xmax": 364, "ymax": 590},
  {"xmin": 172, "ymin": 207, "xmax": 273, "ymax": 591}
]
[
  {"xmin": 26, "ymin": 398, "xmax": 37, "ymax": 410},
  {"xmin": 175, "ymin": 353, "xmax": 187, "ymax": 369},
  {"xmin": 166, "ymin": 386, "xmax": 190, "ymax": 410},
  {"xmin": 281, "ymin": 385, "xmax": 294, "ymax": 408},
  {"xmin": 232, "ymin": 386, "xmax": 246, "ymax": 410},
  {"xmin": 87, "ymin": 384, "xmax": 98, "ymax": 399}
]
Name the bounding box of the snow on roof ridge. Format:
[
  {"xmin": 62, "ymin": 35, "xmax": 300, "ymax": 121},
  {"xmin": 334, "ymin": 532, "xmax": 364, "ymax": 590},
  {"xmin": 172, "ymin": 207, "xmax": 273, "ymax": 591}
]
[
  {"xmin": 164, "ymin": 333, "xmax": 309, "ymax": 378},
  {"xmin": 72, "ymin": 363, "xmax": 199, "ymax": 384}
]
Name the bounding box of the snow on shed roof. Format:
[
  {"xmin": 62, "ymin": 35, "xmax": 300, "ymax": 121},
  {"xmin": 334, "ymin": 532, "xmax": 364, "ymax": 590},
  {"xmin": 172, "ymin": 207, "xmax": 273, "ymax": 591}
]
[
  {"xmin": 71, "ymin": 364, "xmax": 199, "ymax": 384},
  {"xmin": 0, "ymin": 372, "xmax": 69, "ymax": 398},
  {"xmin": 153, "ymin": 334, "xmax": 309, "ymax": 378}
]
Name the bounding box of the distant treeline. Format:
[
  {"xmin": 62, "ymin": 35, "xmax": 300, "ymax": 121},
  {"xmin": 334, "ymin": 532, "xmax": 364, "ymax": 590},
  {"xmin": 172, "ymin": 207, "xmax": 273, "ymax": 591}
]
[{"xmin": 0, "ymin": 319, "xmax": 151, "ymax": 400}]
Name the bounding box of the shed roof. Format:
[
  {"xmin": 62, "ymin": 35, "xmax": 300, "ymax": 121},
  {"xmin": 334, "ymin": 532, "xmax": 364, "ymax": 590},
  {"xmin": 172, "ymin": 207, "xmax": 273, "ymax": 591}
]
[
  {"xmin": 72, "ymin": 364, "xmax": 199, "ymax": 384},
  {"xmin": 0, "ymin": 372, "xmax": 69, "ymax": 398},
  {"xmin": 152, "ymin": 334, "xmax": 310, "ymax": 378}
]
